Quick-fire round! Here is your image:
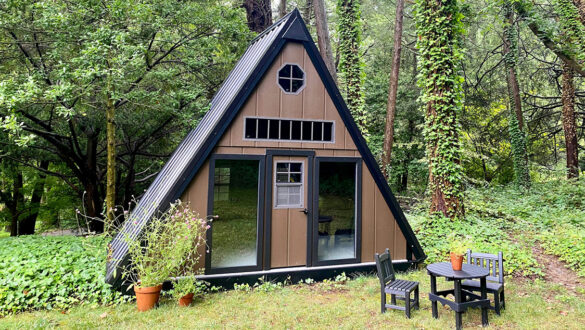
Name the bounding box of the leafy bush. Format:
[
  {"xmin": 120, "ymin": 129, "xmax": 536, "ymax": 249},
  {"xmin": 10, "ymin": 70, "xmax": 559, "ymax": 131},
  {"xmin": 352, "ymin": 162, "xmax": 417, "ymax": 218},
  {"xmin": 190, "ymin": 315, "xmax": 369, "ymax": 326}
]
[
  {"xmin": 123, "ymin": 202, "xmax": 208, "ymax": 288},
  {"xmin": 0, "ymin": 235, "xmax": 128, "ymax": 315}
]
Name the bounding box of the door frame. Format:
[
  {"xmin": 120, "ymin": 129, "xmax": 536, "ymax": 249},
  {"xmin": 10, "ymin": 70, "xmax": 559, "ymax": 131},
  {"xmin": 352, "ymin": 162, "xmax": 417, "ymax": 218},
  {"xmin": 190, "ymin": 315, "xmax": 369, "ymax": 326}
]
[
  {"xmin": 311, "ymin": 157, "xmax": 362, "ymax": 267},
  {"xmin": 264, "ymin": 149, "xmax": 315, "ymax": 270},
  {"xmin": 206, "ymin": 154, "xmax": 266, "ymax": 274}
]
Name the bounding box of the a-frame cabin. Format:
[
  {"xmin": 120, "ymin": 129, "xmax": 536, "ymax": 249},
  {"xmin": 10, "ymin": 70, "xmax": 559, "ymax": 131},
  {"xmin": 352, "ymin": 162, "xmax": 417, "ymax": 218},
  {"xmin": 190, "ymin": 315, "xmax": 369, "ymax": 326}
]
[{"xmin": 106, "ymin": 9, "xmax": 425, "ymax": 287}]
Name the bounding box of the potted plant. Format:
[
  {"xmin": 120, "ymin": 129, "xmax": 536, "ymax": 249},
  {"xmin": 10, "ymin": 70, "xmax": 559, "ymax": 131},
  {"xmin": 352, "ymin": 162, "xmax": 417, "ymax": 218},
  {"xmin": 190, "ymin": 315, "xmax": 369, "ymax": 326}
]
[
  {"xmin": 172, "ymin": 277, "xmax": 207, "ymax": 307},
  {"xmin": 124, "ymin": 202, "xmax": 208, "ymax": 311},
  {"xmin": 448, "ymin": 236, "xmax": 469, "ymax": 271}
]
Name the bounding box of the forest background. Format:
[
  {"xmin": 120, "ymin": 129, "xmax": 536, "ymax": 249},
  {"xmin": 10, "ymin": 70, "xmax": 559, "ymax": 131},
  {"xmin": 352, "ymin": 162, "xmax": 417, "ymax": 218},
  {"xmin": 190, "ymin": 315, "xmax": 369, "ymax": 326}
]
[{"xmin": 0, "ymin": 0, "xmax": 583, "ymax": 235}]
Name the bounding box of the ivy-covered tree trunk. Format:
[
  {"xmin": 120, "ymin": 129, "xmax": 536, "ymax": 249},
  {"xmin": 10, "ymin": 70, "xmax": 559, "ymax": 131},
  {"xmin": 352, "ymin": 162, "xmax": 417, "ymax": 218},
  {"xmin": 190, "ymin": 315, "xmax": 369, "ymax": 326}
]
[
  {"xmin": 561, "ymin": 64, "xmax": 579, "ymax": 179},
  {"xmin": 337, "ymin": 0, "xmax": 367, "ymax": 134},
  {"xmin": 106, "ymin": 96, "xmax": 116, "ymax": 229},
  {"xmin": 503, "ymin": 1, "xmax": 530, "ymax": 188},
  {"xmin": 382, "ymin": 0, "xmax": 406, "ymax": 179},
  {"xmin": 314, "ymin": 0, "xmax": 337, "ymax": 82},
  {"xmin": 415, "ymin": 0, "xmax": 465, "ymax": 218},
  {"xmin": 242, "ymin": 0, "xmax": 273, "ymax": 33}
]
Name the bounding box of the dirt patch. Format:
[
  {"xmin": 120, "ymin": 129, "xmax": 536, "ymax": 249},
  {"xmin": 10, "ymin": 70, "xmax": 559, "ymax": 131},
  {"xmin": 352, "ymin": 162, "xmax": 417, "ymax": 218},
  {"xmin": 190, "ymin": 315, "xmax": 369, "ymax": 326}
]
[{"xmin": 532, "ymin": 243, "xmax": 585, "ymax": 295}]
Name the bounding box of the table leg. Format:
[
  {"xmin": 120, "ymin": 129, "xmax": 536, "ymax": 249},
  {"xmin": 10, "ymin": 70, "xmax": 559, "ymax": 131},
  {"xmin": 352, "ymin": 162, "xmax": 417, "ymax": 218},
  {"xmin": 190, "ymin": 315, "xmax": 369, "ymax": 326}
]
[
  {"xmin": 454, "ymin": 279, "xmax": 462, "ymax": 330},
  {"xmin": 481, "ymin": 277, "xmax": 489, "ymax": 326},
  {"xmin": 430, "ymin": 274, "xmax": 438, "ymax": 319}
]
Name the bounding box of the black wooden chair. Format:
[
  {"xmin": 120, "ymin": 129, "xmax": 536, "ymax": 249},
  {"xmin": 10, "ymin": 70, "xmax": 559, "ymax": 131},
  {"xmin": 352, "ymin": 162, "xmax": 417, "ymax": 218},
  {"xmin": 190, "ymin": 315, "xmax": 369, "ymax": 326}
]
[
  {"xmin": 461, "ymin": 249, "xmax": 505, "ymax": 315},
  {"xmin": 375, "ymin": 248, "xmax": 419, "ymax": 318}
]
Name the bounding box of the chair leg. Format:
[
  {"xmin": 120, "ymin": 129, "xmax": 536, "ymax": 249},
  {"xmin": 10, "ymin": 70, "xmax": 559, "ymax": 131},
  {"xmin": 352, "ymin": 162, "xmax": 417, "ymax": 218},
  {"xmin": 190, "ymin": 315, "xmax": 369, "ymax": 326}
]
[
  {"xmin": 405, "ymin": 292, "xmax": 411, "ymax": 319},
  {"xmin": 500, "ymin": 289, "xmax": 505, "ymax": 310},
  {"xmin": 381, "ymin": 288, "xmax": 386, "ymax": 314},
  {"xmin": 391, "ymin": 294, "xmax": 396, "ymax": 305},
  {"xmin": 494, "ymin": 291, "xmax": 501, "ymax": 315},
  {"xmin": 414, "ymin": 287, "xmax": 419, "ymax": 310}
]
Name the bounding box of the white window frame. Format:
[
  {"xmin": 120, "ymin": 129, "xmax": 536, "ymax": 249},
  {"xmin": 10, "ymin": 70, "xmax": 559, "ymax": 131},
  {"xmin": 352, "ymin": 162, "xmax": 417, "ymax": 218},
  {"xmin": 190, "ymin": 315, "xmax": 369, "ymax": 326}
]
[
  {"xmin": 273, "ymin": 161, "xmax": 304, "ymax": 209},
  {"xmin": 277, "ymin": 63, "xmax": 306, "ymax": 95}
]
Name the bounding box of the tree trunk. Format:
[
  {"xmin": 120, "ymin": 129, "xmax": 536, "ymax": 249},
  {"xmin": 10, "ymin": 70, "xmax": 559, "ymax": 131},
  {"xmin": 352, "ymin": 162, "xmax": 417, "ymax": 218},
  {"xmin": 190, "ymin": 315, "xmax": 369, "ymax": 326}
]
[
  {"xmin": 84, "ymin": 131, "xmax": 104, "ymax": 233},
  {"xmin": 503, "ymin": 1, "xmax": 530, "ymax": 188},
  {"xmin": 313, "ymin": 0, "xmax": 337, "ymax": 82},
  {"xmin": 561, "ymin": 63, "xmax": 580, "ymax": 179},
  {"xmin": 242, "ymin": 0, "xmax": 273, "ymax": 33},
  {"xmin": 106, "ymin": 97, "xmax": 116, "ymax": 230},
  {"xmin": 304, "ymin": 0, "xmax": 313, "ymax": 23},
  {"xmin": 337, "ymin": 0, "xmax": 367, "ymax": 134},
  {"xmin": 18, "ymin": 160, "xmax": 49, "ymax": 235},
  {"xmin": 416, "ymin": 0, "xmax": 465, "ymax": 218},
  {"xmin": 8, "ymin": 172, "xmax": 23, "ymax": 237},
  {"xmin": 381, "ymin": 0, "xmax": 405, "ymax": 179},
  {"xmin": 279, "ymin": 0, "xmax": 287, "ymax": 18}
]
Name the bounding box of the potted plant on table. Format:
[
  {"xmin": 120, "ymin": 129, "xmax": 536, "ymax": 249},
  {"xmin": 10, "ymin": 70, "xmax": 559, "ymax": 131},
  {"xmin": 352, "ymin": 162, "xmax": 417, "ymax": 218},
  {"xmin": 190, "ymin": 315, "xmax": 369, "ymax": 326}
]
[
  {"xmin": 448, "ymin": 236, "xmax": 469, "ymax": 271},
  {"xmin": 124, "ymin": 202, "xmax": 208, "ymax": 311}
]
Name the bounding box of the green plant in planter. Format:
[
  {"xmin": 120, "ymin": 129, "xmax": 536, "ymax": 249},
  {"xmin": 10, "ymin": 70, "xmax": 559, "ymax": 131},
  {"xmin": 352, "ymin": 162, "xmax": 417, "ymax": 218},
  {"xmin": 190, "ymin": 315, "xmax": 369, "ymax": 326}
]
[
  {"xmin": 123, "ymin": 201, "xmax": 209, "ymax": 289},
  {"xmin": 449, "ymin": 235, "xmax": 471, "ymax": 256},
  {"xmin": 171, "ymin": 278, "xmax": 207, "ymax": 300}
]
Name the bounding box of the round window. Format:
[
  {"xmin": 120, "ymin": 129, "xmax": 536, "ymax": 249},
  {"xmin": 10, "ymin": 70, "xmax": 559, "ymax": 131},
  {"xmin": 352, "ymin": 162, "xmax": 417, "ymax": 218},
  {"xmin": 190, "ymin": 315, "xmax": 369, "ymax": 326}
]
[{"xmin": 278, "ymin": 64, "xmax": 305, "ymax": 94}]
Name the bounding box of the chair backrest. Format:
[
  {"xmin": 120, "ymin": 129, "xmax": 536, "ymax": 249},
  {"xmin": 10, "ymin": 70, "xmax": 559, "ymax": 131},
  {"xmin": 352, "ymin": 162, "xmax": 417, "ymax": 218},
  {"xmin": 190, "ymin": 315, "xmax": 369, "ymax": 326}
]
[
  {"xmin": 466, "ymin": 249, "xmax": 504, "ymax": 283},
  {"xmin": 375, "ymin": 248, "xmax": 396, "ymax": 285}
]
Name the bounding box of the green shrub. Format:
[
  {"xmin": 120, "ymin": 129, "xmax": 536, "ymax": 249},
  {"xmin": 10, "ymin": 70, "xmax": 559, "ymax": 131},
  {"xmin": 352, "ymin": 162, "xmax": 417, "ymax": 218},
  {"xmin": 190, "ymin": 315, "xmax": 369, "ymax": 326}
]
[{"xmin": 0, "ymin": 235, "xmax": 128, "ymax": 315}]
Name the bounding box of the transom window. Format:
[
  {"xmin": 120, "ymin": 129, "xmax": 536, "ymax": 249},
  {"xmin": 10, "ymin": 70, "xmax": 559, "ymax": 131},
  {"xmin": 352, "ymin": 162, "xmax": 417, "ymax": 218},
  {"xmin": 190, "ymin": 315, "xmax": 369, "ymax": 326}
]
[
  {"xmin": 278, "ymin": 64, "xmax": 305, "ymax": 94},
  {"xmin": 245, "ymin": 117, "xmax": 334, "ymax": 142},
  {"xmin": 274, "ymin": 162, "xmax": 303, "ymax": 208}
]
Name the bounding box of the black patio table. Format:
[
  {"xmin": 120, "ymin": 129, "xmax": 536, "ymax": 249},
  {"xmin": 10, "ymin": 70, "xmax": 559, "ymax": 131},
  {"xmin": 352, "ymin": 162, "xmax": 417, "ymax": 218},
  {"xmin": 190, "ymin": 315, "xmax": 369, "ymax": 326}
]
[{"xmin": 427, "ymin": 262, "xmax": 490, "ymax": 330}]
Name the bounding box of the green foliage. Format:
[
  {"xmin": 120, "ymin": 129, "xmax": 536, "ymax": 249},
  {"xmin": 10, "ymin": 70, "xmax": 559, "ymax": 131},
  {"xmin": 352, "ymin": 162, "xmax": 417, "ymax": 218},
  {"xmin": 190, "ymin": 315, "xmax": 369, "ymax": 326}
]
[
  {"xmin": 540, "ymin": 226, "xmax": 585, "ymax": 277},
  {"xmin": 507, "ymin": 107, "xmax": 530, "ymax": 188},
  {"xmin": 170, "ymin": 277, "xmax": 207, "ymax": 300},
  {"xmin": 123, "ymin": 202, "xmax": 207, "ymax": 288},
  {"xmin": 337, "ymin": 0, "xmax": 367, "ymax": 135},
  {"xmin": 0, "ymin": 235, "xmax": 128, "ymax": 315},
  {"xmin": 414, "ymin": 0, "xmax": 466, "ymax": 217},
  {"xmin": 448, "ymin": 234, "xmax": 471, "ymax": 255}
]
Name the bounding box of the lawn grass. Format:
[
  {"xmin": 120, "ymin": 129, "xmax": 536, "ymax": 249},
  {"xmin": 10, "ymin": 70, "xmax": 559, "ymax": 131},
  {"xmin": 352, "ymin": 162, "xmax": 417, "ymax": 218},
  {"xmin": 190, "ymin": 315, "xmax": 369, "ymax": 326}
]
[{"xmin": 2, "ymin": 270, "xmax": 584, "ymax": 329}]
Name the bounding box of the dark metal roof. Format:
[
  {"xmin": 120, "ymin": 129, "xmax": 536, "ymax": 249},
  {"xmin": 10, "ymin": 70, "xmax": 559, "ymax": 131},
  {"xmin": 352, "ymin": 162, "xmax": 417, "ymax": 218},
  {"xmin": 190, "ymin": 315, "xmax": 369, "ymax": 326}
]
[{"xmin": 105, "ymin": 8, "xmax": 425, "ymax": 286}]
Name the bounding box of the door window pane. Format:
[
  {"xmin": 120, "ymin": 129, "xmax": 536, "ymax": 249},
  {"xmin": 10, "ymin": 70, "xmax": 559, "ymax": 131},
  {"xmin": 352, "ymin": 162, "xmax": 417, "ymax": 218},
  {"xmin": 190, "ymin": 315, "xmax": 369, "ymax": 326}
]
[
  {"xmin": 211, "ymin": 159, "xmax": 259, "ymax": 268},
  {"xmin": 317, "ymin": 162, "xmax": 356, "ymax": 261},
  {"xmin": 274, "ymin": 161, "xmax": 303, "ymax": 208}
]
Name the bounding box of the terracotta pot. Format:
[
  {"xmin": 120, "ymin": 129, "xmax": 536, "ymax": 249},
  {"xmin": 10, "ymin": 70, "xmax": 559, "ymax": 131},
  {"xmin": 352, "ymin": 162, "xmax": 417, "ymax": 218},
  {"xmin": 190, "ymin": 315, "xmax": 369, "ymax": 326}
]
[
  {"xmin": 134, "ymin": 284, "xmax": 162, "ymax": 312},
  {"xmin": 450, "ymin": 252, "xmax": 464, "ymax": 271},
  {"xmin": 178, "ymin": 293, "xmax": 194, "ymax": 307}
]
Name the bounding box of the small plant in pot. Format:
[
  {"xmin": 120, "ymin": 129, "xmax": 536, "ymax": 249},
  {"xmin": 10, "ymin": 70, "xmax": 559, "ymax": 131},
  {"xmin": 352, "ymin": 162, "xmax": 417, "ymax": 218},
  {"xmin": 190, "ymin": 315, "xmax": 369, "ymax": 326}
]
[
  {"xmin": 123, "ymin": 202, "xmax": 208, "ymax": 311},
  {"xmin": 448, "ymin": 236, "xmax": 470, "ymax": 271},
  {"xmin": 172, "ymin": 277, "xmax": 207, "ymax": 307}
]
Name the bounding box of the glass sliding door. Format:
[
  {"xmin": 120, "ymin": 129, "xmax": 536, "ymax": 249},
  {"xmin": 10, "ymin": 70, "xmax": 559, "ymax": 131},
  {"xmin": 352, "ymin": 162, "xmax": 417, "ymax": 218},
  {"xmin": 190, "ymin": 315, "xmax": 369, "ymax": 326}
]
[
  {"xmin": 314, "ymin": 158, "xmax": 361, "ymax": 264},
  {"xmin": 208, "ymin": 156, "xmax": 264, "ymax": 272}
]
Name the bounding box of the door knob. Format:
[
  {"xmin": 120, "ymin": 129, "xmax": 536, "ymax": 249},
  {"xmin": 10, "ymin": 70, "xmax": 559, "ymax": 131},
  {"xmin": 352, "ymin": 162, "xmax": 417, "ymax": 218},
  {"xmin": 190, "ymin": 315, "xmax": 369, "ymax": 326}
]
[{"xmin": 300, "ymin": 208, "xmax": 309, "ymax": 215}]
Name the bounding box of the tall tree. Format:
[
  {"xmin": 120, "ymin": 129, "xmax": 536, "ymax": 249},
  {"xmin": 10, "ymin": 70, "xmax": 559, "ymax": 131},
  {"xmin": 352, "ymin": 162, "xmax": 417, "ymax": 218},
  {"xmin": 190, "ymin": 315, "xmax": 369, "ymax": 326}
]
[
  {"xmin": 558, "ymin": 0, "xmax": 583, "ymax": 179},
  {"xmin": 381, "ymin": 0, "xmax": 405, "ymax": 179},
  {"xmin": 314, "ymin": 0, "xmax": 337, "ymax": 82},
  {"xmin": 503, "ymin": 0, "xmax": 530, "ymax": 188},
  {"xmin": 0, "ymin": 0, "xmax": 251, "ymax": 232},
  {"xmin": 415, "ymin": 0, "xmax": 465, "ymax": 218},
  {"xmin": 279, "ymin": 0, "xmax": 288, "ymax": 18},
  {"xmin": 337, "ymin": 0, "xmax": 367, "ymax": 134},
  {"xmin": 242, "ymin": 0, "xmax": 273, "ymax": 32}
]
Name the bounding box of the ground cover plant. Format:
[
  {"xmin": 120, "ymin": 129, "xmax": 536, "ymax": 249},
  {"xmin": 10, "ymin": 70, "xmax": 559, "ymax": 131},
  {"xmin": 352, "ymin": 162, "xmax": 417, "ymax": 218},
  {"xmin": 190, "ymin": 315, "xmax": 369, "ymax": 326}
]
[
  {"xmin": 1, "ymin": 271, "xmax": 584, "ymax": 329},
  {"xmin": 0, "ymin": 236, "xmax": 128, "ymax": 316}
]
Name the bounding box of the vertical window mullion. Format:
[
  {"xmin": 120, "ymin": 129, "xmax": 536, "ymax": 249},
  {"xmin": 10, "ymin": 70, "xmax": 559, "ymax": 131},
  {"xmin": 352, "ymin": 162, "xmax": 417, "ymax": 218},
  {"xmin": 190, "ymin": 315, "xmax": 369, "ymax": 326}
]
[
  {"xmin": 278, "ymin": 120, "xmax": 281, "ymax": 140},
  {"xmin": 255, "ymin": 118, "xmax": 259, "ymax": 139}
]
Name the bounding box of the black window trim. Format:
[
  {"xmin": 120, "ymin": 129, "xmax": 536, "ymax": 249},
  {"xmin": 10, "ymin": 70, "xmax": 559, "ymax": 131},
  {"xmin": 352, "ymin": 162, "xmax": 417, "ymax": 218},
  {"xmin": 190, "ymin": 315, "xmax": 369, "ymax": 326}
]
[
  {"xmin": 243, "ymin": 116, "xmax": 335, "ymax": 144},
  {"xmin": 277, "ymin": 62, "xmax": 306, "ymax": 95}
]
